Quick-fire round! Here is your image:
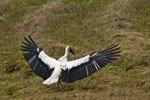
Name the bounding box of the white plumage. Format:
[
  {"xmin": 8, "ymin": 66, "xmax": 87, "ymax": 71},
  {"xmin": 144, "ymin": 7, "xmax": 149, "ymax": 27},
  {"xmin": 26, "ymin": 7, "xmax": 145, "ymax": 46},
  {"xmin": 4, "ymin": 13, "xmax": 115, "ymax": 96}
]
[
  {"xmin": 40, "ymin": 46, "xmax": 90, "ymax": 85},
  {"xmin": 21, "ymin": 36, "xmax": 120, "ymax": 89}
]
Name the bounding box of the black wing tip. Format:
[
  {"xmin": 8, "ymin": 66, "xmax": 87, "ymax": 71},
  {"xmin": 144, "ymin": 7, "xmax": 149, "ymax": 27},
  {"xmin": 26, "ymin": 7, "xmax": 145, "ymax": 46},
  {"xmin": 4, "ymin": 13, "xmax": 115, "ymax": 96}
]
[
  {"xmin": 24, "ymin": 36, "xmax": 32, "ymax": 44},
  {"xmin": 109, "ymin": 43, "xmax": 120, "ymax": 49},
  {"xmin": 28, "ymin": 35, "xmax": 32, "ymax": 40},
  {"xmin": 107, "ymin": 43, "xmax": 121, "ymax": 51},
  {"xmin": 23, "ymin": 36, "xmax": 38, "ymax": 48},
  {"xmin": 98, "ymin": 43, "xmax": 121, "ymax": 53},
  {"xmin": 96, "ymin": 43, "xmax": 121, "ymax": 60},
  {"xmin": 22, "ymin": 41, "xmax": 32, "ymax": 47},
  {"xmin": 28, "ymin": 35, "xmax": 38, "ymax": 46},
  {"xmin": 24, "ymin": 37, "xmax": 28, "ymax": 41},
  {"xmin": 20, "ymin": 48, "xmax": 27, "ymax": 52}
]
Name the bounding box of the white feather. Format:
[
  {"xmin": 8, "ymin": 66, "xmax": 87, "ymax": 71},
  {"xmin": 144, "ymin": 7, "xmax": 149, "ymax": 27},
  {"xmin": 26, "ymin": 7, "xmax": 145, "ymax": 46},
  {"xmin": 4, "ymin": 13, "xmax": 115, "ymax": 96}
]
[
  {"xmin": 43, "ymin": 66, "xmax": 61, "ymax": 85},
  {"xmin": 64, "ymin": 55, "xmax": 90, "ymax": 70},
  {"xmin": 38, "ymin": 51, "xmax": 59, "ymax": 68},
  {"xmin": 39, "ymin": 47, "xmax": 90, "ymax": 85}
]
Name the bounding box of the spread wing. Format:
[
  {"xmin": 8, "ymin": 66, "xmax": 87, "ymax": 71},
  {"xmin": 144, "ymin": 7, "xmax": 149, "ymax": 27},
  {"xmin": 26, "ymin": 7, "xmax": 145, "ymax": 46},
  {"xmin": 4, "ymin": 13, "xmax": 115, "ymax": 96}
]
[
  {"xmin": 23, "ymin": 52, "xmax": 54, "ymax": 80},
  {"xmin": 21, "ymin": 36, "xmax": 55, "ymax": 80},
  {"xmin": 61, "ymin": 44, "xmax": 121, "ymax": 83}
]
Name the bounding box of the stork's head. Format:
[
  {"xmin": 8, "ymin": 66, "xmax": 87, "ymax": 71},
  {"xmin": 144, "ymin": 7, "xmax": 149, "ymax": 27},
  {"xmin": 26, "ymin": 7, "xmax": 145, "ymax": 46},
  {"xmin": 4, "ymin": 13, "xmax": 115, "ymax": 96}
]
[{"xmin": 66, "ymin": 46, "xmax": 75, "ymax": 55}]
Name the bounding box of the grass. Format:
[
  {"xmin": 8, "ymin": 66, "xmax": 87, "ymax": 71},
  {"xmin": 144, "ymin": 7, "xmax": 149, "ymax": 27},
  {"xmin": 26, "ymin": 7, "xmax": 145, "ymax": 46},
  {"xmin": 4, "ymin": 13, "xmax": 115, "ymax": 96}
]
[
  {"xmin": 128, "ymin": 0, "xmax": 150, "ymax": 32},
  {"xmin": 0, "ymin": 0, "xmax": 150, "ymax": 99}
]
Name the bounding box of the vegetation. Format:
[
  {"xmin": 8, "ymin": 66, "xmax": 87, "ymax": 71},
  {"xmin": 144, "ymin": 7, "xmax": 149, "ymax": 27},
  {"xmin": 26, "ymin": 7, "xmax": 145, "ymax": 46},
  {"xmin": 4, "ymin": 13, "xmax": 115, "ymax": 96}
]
[{"xmin": 0, "ymin": 0, "xmax": 150, "ymax": 99}]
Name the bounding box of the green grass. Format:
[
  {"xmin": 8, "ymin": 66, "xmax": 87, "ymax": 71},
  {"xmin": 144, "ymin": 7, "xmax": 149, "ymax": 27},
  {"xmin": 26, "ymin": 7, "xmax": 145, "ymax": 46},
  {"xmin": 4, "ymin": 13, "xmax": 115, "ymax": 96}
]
[
  {"xmin": 128, "ymin": 0, "xmax": 150, "ymax": 32},
  {"xmin": 1, "ymin": 0, "xmax": 150, "ymax": 99}
]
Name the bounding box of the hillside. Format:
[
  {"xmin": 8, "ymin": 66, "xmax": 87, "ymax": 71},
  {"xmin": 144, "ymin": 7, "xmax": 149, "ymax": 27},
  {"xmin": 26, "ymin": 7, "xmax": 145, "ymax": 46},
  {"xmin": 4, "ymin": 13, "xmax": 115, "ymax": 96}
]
[{"xmin": 0, "ymin": 0, "xmax": 150, "ymax": 99}]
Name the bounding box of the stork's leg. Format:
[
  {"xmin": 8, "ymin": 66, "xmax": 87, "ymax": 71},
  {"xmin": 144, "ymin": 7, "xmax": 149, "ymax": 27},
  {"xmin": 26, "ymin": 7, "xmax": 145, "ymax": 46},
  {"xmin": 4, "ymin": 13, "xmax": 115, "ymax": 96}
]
[
  {"xmin": 60, "ymin": 81, "xmax": 63, "ymax": 89},
  {"xmin": 56, "ymin": 78, "xmax": 63, "ymax": 91},
  {"xmin": 56, "ymin": 81, "xmax": 60, "ymax": 91},
  {"xmin": 56, "ymin": 78, "xmax": 64, "ymax": 91}
]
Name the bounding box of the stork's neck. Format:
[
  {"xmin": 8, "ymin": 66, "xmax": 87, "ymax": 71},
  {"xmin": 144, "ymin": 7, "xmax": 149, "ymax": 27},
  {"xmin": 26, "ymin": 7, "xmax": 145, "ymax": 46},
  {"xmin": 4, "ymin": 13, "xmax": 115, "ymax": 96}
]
[
  {"xmin": 58, "ymin": 46, "xmax": 70, "ymax": 62},
  {"xmin": 64, "ymin": 48, "xmax": 69, "ymax": 58},
  {"xmin": 58, "ymin": 48, "xmax": 69, "ymax": 62}
]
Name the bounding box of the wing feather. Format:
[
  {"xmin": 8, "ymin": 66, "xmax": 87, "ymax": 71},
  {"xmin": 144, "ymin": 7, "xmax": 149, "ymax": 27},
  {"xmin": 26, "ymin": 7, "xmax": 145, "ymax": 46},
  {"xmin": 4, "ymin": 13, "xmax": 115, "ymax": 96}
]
[
  {"xmin": 23, "ymin": 52, "xmax": 54, "ymax": 80},
  {"xmin": 21, "ymin": 36, "xmax": 56, "ymax": 80},
  {"xmin": 61, "ymin": 44, "xmax": 121, "ymax": 83}
]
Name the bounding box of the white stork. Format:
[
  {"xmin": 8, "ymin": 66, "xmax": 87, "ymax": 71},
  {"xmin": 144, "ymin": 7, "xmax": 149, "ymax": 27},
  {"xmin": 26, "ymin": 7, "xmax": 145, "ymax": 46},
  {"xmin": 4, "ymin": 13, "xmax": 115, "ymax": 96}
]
[{"xmin": 21, "ymin": 36, "xmax": 121, "ymax": 89}]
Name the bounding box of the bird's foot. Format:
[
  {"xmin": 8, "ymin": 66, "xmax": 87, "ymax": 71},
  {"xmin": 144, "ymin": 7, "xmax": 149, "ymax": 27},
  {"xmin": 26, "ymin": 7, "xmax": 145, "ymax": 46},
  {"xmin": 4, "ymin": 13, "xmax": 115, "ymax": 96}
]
[{"xmin": 56, "ymin": 82, "xmax": 63, "ymax": 91}]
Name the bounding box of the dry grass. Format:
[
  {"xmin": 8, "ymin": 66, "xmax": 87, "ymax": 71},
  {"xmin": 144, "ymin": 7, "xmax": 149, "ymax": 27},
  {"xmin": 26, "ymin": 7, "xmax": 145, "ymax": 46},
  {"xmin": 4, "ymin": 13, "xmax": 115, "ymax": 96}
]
[{"xmin": 0, "ymin": 0, "xmax": 150, "ymax": 99}]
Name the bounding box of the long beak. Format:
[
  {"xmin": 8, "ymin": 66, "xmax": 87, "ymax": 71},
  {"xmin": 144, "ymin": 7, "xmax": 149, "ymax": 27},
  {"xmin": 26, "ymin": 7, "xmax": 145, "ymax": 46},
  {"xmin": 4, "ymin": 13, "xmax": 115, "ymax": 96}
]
[{"xmin": 70, "ymin": 48, "xmax": 75, "ymax": 55}]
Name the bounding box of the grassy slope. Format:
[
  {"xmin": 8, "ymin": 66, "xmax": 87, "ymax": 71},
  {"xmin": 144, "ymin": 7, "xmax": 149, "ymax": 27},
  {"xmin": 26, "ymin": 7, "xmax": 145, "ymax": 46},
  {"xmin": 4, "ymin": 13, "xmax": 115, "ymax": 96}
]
[{"xmin": 0, "ymin": 0, "xmax": 150, "ymax": 99}]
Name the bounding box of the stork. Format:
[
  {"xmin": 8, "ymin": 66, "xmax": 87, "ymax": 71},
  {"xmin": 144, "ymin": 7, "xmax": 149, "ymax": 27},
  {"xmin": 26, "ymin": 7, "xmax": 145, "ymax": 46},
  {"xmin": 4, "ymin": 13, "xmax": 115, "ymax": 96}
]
[{"xmin": 21, "ymin": 36, "xmax": 121, "ymax": 90}]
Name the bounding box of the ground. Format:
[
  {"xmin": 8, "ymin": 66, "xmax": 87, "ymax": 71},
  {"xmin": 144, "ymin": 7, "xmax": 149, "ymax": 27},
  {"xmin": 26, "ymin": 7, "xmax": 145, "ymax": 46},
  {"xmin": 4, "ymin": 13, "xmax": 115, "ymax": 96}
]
[{"xmin": 0, "ymin": 0, "xmax": 150, "ymax": 99}]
